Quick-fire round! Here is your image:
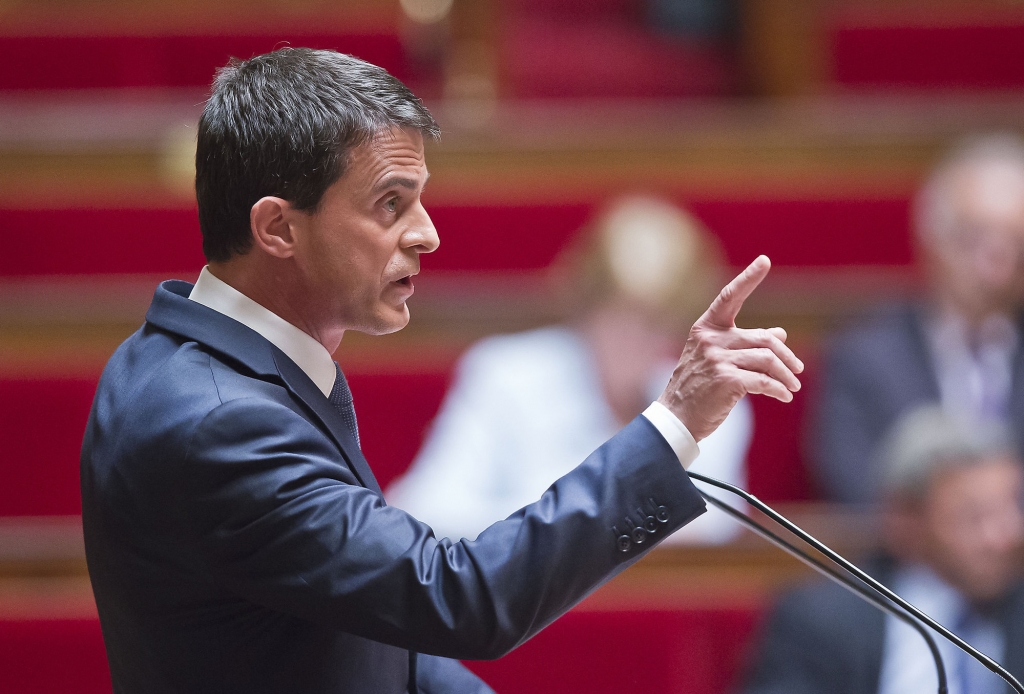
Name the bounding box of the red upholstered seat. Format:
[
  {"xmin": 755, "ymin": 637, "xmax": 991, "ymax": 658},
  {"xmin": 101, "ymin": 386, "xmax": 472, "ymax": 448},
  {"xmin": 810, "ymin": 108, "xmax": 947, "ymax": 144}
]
[
  {"xmin": 501, "ymin": 17, "xmax": 735, "ymax": 99},
  {"xmin": 347, "ymin": 372, "xmax": 452, "ymax": 492},
  {"xmin": 465, "ymin": 607, "xmax": 762, "ymax": 694},
  {"xmin": 830, "ymin": 8, "xmax": 1024, "ymax": 91},
  {"xmin": 499, "ymin": 0, "xmax": 736, "ymax": 98},
  {"xmin": 0, "ymin": 33, "xmax": 407, "ymax": 91},
  {"xmin": 503, "ymin": 0, "xmax": 642, "ymax": 17},
  {"xmin": 0, "ymin": 620, "xmax": 112, "ymax": 694},
  {"xmin": 1, "ymin": 209, "xmax": 206, "ymax": 278},
  {"xmin": 1, "ymin": 198, "xmax": 914, "ymax": 278},
  {"xmin": 0, "ymin": 379, "xmax": 95, "ymax": 517},
  {"xmin": 0, "ymin": 608, "xmax": 762, "ymax": 694}
]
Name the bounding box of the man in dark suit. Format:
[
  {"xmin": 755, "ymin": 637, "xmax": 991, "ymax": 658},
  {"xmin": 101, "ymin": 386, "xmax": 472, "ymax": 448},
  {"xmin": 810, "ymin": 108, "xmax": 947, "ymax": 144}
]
[
  {"xmin": 814, "ymin": 133, "xmax": 1024, "ymax": 505},
  {"xmin": 743, "ymin": 407, "xmax": 1024, "ymax": 694},
  {"xmin": 80, "ymin": 48, "xmax": 803, "ymax": 693}
]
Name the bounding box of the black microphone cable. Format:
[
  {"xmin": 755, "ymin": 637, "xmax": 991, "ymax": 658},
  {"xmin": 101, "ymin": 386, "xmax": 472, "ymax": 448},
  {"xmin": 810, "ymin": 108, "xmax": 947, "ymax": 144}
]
[{"xmin": 686, "ymin": 470, "xmax": 1024, "ymax": 694}]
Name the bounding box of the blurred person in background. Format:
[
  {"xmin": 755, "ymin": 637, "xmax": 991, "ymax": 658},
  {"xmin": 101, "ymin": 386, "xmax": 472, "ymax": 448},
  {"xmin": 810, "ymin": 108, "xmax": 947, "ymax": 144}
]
[
  {"xmin": 814, "ymin": 133, "xmax": 1024, "ymax": 505},
  {"xmin": 742, "ymin": 406, "xmax": 1024, "ymax": 694},
  {"xmin": 387, "ymin": 195, "xmax": 752, "ymax": 542},
  {"xmin": 648, "ymin": 0, "xmax": 737, "ymax": 42}
]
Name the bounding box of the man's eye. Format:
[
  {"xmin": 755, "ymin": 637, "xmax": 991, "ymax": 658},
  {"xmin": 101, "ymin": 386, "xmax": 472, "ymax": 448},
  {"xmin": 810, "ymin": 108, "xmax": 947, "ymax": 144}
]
[{"xmin": 385, "ymin": 197, "xmax": 398, "ymax": 212}]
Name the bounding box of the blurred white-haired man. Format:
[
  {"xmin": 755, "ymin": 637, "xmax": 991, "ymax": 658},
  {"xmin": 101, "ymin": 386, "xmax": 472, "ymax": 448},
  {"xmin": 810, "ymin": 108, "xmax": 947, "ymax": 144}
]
[
  {"xmin": 815, "ymin": 133, "xmax": 1024, "ymax": 504},
  {"xmin": 744, "ymin": 406, "xmax": 1024, "ymax": 694},
  {"xmin": 386, "ymin": 195, "xmax": 752, "ymax": 542}
]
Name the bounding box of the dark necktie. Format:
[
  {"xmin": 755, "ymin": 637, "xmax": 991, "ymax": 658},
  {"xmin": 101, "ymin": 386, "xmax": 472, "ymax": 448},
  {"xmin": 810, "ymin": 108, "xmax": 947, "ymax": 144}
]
[{"xmin": 329, "ymin": 362, "xmax": 360, "ymax": 448}]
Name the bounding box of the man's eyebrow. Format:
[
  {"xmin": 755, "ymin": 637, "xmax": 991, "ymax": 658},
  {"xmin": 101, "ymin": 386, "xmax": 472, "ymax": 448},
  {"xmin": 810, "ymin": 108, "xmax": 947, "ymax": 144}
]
[{"xmin": 371, "ymin": 172, "xmax": 429, "ymax": 195}]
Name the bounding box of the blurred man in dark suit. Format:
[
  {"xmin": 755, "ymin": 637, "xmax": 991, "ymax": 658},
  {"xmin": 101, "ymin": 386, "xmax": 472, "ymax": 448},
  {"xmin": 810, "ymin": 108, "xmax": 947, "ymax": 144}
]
[
  {"xmin": 80, "ymin": 48, "xmax": 803, "ymax": 693},
  {"xmin": 743, "ymin": 406, "xmax": 1024, "ymax": 694},
  {"xmin": 814, "ymin": 133, "xmax": 1024, "ymax": 504}
]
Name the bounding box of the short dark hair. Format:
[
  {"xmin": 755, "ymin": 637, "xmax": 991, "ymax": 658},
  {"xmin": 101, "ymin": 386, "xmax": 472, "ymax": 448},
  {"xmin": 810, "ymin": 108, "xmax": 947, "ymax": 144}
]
[{"xmin": 195, "ymin": 48, "xmax": 440, "ymax": 263}]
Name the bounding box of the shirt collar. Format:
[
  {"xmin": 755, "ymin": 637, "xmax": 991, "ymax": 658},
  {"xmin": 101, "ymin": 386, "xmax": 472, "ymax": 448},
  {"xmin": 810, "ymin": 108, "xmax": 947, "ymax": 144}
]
[
  {"xmin": 928, "ymin": 309, "xmax": 1019, "ymax": 357},
  {"xmin": 893, "ymin": 563, "xmax": 968, "ymax": 624},
  {"xmin": 187, "ymin": 266, "xmax": 337, "ymax": 397}
]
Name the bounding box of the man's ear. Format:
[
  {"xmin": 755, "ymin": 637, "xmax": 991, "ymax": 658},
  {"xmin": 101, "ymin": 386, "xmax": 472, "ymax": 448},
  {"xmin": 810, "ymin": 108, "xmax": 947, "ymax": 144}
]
[{"xmin": 250, "ymin": 197, "xmax": 298, "ymax": 259}]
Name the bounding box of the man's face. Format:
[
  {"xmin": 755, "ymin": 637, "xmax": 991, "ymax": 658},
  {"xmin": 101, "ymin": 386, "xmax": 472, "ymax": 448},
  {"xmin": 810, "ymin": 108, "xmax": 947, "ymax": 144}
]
[
  {"xmin": 919, "ymin": 458, "xmax": 1024, "ymax": 601},
  {"xmin": 290, "ymin": 127, "xmax": 438, "ymax": 336},
  {"xmin": 928, "ymin": 163, "xmax": 1024, "ymax": 319}
]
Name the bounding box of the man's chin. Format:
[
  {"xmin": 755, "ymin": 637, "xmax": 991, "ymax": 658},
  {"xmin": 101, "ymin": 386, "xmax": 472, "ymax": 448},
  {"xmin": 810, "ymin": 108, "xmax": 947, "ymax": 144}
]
[{"xmin": 361, "ymin": 304, "xmax": 411, "ymax": 336}]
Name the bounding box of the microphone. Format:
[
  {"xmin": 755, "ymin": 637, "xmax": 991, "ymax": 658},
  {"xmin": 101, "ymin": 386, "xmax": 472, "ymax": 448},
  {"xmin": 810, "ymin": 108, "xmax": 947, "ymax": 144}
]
[
  {"xmin": 697, "ymin": 487, "xmax": 948, "ymax": 693},
  {"xmin": 686, "ymin": 470, "xmax": 1024, "ymax": 694}
]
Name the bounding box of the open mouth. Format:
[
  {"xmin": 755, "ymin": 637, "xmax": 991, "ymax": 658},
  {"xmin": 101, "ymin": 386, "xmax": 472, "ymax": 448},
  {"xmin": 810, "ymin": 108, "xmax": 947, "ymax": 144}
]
[{"xmin": 395, "ymin": 276, "xmax": 413, "ymax": 287}]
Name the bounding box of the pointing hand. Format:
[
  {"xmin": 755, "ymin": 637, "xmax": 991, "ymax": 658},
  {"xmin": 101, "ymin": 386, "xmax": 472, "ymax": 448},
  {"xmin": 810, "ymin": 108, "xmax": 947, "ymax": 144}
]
[{"xmin": 658, "ymin": 255, "xmax": 804, "ymax": 442}]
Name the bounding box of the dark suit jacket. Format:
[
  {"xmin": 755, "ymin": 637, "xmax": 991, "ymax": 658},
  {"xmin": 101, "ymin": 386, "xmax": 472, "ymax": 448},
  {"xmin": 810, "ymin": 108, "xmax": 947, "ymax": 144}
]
[
  {"xmin": 740, "ymin": 560, "xmax": 1024, "ymax": 694},
  {"xmin": 812, "ymin": 304, "xmax": 1024, "ymax": 504},
  {"xmin": 80, "ymin": 280, "xmax": 706, "ymax": 694}
]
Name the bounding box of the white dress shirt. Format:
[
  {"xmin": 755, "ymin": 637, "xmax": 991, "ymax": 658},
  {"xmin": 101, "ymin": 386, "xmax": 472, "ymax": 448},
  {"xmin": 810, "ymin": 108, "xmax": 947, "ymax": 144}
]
[
  {"xmin": 386, "ymin": 326, "xmax": 747, "ymax": 542},
  {"xmin": 926, "ymin": 311, "xmax": 1018, "ymax": 422},
  {"xmin": 877, "ymin": 564, "xmax": 1005, "ymax": 694},
  {"xmin": 187, "ymin": 267, "xmax": 699, "ymax": 486},
  {"xmin": 188, "ymin": 266, "xmax": 337, "ymax": 397}
]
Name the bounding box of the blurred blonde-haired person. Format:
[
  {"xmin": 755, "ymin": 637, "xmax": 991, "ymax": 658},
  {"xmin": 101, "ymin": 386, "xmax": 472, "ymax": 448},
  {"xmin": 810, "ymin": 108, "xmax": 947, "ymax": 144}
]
[{"xmin": 386, "ymin": 195, "xmax": 752, "ymax": 542}]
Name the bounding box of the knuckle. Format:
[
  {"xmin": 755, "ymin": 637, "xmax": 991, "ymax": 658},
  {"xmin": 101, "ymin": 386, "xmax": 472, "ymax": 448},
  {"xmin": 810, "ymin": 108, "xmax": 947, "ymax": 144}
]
[
  {"xmin": 696, "ymin": 332, "xmax": 718, "ymax": 352},
  {"xmin": 692, "ymin": 328, "xmax": 708, "ymax": 344}
]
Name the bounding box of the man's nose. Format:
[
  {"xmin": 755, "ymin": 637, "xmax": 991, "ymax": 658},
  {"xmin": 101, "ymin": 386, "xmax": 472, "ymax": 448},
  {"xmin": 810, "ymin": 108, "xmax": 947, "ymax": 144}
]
[{"xmin": 405, "ymin": 203, "xmax": 440, "ymax": 254}]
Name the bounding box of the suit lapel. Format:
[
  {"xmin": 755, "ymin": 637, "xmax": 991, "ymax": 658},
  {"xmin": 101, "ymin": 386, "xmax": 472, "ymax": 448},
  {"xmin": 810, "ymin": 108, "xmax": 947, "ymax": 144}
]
[
  {"xmin": 146, "ymin": 280, "xmax": 384, "ymax": 497},
  {"xmin": 145, "ymin": 280, "xmax": 281, "ymax": 380},
  {"xmin": 906, "ymin": 307, "xmax": 943, "ymax": 401},
  {"xmin": 273, "ymin": 349, "xmax": 383, "ymax": 496}
]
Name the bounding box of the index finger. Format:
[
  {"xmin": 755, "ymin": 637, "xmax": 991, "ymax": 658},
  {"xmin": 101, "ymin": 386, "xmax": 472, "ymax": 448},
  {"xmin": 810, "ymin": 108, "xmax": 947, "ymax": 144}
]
[{"xmin": 701, "ymin": 255, "xmax": 771, "ymax": 328}]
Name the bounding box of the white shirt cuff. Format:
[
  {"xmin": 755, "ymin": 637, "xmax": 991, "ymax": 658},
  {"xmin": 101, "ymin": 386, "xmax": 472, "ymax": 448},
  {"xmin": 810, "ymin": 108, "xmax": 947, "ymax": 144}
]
[{"xmin": 641, "ymin": 401, "xmax": 700, "ymax": 469}]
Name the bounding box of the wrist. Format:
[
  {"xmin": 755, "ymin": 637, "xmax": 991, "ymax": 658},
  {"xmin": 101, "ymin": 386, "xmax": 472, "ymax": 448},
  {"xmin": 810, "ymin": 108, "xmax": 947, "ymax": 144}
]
[{"xmin": 642, "ymin": 401, "xmax": 700, "ymax": 468}]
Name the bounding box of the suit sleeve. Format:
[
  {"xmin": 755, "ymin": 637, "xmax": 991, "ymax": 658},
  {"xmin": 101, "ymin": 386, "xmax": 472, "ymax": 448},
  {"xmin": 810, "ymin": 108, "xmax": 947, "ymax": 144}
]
[
  {"xmin": 812, "ymin": 338, "xmax": 881, "ymax": 504},
  {"xmin": 178, "ymin": 398, "xmax": 705, "ymax": 660},
  {"xmin": 414, "ymin": 654, "xmax": 495, "ymax": 694}
]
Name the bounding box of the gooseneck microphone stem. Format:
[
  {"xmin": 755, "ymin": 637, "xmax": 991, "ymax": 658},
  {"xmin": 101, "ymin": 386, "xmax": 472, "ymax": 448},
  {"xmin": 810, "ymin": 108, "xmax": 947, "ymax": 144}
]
[
  {"xmin": 698, "ymin": 489, "xmax": 948, "ymax": 694},
  {"xmin": 686, "ymin": 470, "xmax": 1024, "ymax": 694}
]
